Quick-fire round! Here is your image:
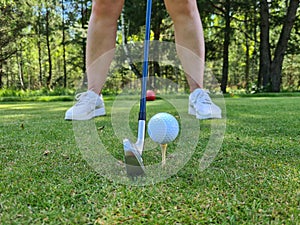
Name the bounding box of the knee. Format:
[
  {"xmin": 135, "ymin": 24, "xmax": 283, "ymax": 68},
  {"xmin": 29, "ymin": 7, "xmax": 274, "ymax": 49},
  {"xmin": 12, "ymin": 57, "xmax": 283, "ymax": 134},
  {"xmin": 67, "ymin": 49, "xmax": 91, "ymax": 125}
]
[
  {"xmin": 164, "ymin": 0, "xmax": 198, "ymax": 21},
  {"xmin": 91, "ymin": 0, "xmax": 124, "ymax": 21}
]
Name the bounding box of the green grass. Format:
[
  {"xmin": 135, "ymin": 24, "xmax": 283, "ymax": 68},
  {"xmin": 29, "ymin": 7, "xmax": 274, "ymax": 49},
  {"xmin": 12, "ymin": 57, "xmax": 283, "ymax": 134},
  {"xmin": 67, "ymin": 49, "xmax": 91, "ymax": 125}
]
[{"xmin": 0, "ymin": 96, "xmax": 299, "ymax": 224}]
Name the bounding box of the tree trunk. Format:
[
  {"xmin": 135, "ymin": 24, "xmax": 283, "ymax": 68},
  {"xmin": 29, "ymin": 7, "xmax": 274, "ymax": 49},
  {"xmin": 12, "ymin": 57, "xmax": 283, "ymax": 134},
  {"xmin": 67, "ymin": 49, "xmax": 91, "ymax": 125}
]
[
  {"xmin": 270, "ymin": 0, "xmax": 299, "ymax": 92},
  {"xmin": 46, "ymin": 9, "xmax": 52, "ymax": 89},
  {"xmin": 244, "ymin": 15, "xmax": 250, "ymax": 91},
  {"xmin": 0, "ymin": 61, "xmax": 3, "ymax": 88},
  {"xmin": 121, "ymin": 11, "xmax": 142, "ymax": 78},
  {"xmin": 151, "ymin": 1, "xmax": 163, "ymax": 89},
  {"xmin": 81, "ymin": 0, "xmax": 88, "ymax": 87},
  {"xmin": 37, "ymin": 9, "xmax": 43, "ymax": 87},
  {"xmin": 38, "ymin": 36, "xmax": 43, "ymax": 87},
  {"xmin": 17, "ymin": 48, "xmax": 25, "ymax": 90},
  {"xmin": 253, "ymin": 0, "xmax": 259, "ymax": 87},
  {"xmin": 62, "ymin": 0, "xmax": 67, "ymax": 88},
  {"xmin": 258, "ymin": 0, "xmax": 271, "ymax": 90},
  {"xmin": 221, "ymin": 0, "xmax": 231, "ymax": 94}
]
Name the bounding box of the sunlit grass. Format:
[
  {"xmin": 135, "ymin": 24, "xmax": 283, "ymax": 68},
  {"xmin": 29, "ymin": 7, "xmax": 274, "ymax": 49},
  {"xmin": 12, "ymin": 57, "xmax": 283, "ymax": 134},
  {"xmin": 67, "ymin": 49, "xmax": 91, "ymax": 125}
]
[{"xmin": 0, "ymin": 96, "xmax": 299, "ymax": 224}]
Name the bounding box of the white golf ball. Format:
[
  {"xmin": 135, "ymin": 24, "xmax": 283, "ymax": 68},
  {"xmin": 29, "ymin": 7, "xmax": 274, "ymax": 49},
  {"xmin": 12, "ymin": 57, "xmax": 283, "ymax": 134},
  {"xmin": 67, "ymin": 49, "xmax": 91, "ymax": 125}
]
[{"xmin": 147, "ymin": 113, "xmax": 179, "ymax": 144}]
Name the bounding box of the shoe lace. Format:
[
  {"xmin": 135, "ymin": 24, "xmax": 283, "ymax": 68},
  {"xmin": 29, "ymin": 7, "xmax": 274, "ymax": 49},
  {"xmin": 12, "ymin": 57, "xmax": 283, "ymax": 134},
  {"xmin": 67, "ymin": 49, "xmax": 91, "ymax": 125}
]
[
  {"xmin": 196, "ymin": 91, "xmax": 212, "ymax": 105},
  {"xmin": 74, "ymin": 92, "xmax": 89, "ymax": 106}
]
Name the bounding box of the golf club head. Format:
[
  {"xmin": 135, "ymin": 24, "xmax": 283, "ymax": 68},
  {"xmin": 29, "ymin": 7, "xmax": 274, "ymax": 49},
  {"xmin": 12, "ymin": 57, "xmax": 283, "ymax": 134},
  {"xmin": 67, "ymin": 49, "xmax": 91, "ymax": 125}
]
[{"xmin": 123, "ymin": 139, "xmax": 145, "ymax": 178}]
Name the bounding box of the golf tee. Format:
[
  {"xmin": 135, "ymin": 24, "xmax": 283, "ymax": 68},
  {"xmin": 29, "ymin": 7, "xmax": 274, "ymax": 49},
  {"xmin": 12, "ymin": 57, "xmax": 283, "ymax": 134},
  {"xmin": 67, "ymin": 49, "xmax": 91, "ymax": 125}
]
[{"xmin": 160, "ymin": 144, "xmax": 168, "ymax": 168}]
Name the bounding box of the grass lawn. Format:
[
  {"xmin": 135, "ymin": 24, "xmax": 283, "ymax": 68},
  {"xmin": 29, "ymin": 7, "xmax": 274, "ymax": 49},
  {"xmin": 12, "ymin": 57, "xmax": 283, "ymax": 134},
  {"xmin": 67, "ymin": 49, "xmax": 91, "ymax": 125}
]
[{"xmin": 0, "ymin": 96, "xmax": 299, "ymax": 224}]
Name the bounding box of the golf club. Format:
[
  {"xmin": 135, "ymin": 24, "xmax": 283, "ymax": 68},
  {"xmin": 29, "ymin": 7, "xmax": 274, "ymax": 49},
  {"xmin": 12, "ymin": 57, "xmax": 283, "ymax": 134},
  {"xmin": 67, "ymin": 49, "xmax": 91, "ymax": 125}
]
[{"xmin": 123, "ymin": 0, "xmax": 152, "ymax": 178}]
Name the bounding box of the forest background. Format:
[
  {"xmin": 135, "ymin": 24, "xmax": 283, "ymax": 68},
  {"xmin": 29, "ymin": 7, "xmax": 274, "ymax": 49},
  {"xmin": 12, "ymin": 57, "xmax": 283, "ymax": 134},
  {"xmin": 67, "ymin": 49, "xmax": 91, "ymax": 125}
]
[{"xmin": 0, "ymin": 0, "xmax": 299, "ymax": 95}]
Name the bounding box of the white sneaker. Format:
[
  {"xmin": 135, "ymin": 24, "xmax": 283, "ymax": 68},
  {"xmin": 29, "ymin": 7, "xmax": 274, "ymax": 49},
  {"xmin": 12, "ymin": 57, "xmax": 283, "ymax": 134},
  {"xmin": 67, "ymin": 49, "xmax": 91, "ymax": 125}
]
[
  {"xmin": 189, "ymin": 88, "xmax": 222, "ymax": 120},
  {"xmin": 65, "ymin": 90, "xmax": 106, "ymax": 120}
]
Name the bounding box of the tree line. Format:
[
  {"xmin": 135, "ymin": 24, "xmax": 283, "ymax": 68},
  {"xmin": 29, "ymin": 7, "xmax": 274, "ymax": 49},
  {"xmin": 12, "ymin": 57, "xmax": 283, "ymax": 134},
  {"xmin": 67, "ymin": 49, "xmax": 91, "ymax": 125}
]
[{"xmin": 0, "ymin": 0, "xmax": 299, "ymax": 93}]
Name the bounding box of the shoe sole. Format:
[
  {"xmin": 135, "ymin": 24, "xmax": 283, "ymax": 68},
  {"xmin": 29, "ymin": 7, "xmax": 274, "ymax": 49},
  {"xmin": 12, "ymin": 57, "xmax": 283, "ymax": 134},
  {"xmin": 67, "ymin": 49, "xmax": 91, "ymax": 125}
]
[{"xmin": 65, "ymin": 108, "xmax": 106, "ymax": 121}]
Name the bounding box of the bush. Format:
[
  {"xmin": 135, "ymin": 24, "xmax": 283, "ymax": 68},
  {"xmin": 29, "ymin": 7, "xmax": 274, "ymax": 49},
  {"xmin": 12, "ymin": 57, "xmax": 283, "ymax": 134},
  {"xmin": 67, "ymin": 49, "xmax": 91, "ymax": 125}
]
[{"xmin": 0, "ymin": 88, "xmax": 76, "ymax": 98}]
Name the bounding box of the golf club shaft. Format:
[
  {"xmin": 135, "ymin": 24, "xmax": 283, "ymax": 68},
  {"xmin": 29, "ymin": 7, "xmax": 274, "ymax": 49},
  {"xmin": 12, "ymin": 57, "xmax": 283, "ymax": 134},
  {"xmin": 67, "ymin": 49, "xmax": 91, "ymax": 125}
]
[
  {"xmin": 136, "ymin": 0, "xmax": 152, "ymax": 152},
  {"xmin": 139, "ymin": 0, "xmax": 152, "ymax": 121}
]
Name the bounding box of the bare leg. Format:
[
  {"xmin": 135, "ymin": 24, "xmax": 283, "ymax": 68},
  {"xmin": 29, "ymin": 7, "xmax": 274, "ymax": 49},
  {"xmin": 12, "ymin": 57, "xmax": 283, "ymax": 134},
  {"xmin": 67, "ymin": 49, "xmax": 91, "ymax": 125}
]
[
  {"xmin": 164, "ymin": 0, "xmax": 205, "ymax": 92},
  {"xmin": 86, "ymin": 0, "xmax": 124, "ymax": 94}
]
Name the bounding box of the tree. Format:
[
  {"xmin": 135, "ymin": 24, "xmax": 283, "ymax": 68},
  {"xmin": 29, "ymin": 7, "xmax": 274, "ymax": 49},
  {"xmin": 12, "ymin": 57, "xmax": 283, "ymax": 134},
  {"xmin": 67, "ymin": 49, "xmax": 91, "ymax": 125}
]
[
  {"xmin": 258, "ymin": 0, "xmax": 271, "ymax": 90},
  {"xmin": 0, "ymin": 0, "xmax": 299, "ymax": 92},
  {"xmin": 205, "ymin": 0, "xmax": 234, "ymax": 94},
  {"xmin": 220, "ymin": 0, "xmax": 231, "ymax": 94},
  {"xmin": 0, "ymin": 0, "xmax": 29, "ymax": 88},
  {"xmin": 45, "ymin": 8, "xmax": 53, "ymax": 89},
  {"xmin": 270, "ymin": 0, "xmax": 299, "ymax": 92},
  {"xmin": 62, "ymin": 0, "xmax": 67, "ymax": 88},
  {"xmin": 78, "ymin": 0, "xmax": 90, "ymax": 86},
  {"xmin": 259, "ymin": 0, "xmax": 299, "ymax": 92}
]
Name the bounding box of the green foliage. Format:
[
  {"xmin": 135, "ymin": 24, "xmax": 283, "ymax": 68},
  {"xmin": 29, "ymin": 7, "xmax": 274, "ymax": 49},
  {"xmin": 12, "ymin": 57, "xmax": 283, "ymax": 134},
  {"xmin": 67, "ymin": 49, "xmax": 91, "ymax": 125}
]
[
  {"xmin": 0, "ymin": 88, "xmax": 75, "ymax": 97},
  {"xmin": 0, "ymin": 0, "xmax": 299, "ymax": 92},
  {"xmin": 0, "ymin": 0, "xmax": 31, "ymax": 63}
]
